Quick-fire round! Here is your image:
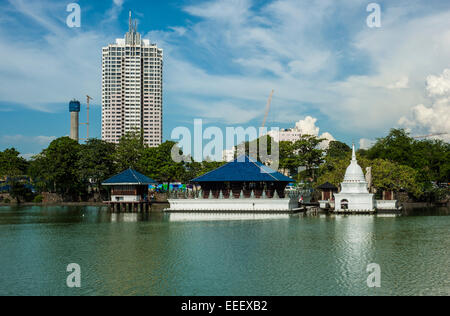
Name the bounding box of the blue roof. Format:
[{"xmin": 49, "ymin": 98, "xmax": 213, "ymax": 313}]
[
  {"xmin": 102, "ymin": 169, "xmax": 156, "ymax": 185},
  {"xmin": 191, "ymin": 155, "xmax": 294, "ymax": 183}
]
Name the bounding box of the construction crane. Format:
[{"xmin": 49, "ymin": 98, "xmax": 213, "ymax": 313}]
[
  {"xmin": 413, "ymin": 133, "xmax": 448, "ymax": 139},
  {"xmin": 262, "ymin": 90, "xmax": 275, "ymax": 128},
  {"xmin": 80, "ymin": 95, "xmax": 93, "ymax": 140}
]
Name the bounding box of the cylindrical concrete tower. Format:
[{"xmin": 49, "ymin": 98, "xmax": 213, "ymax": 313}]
[{"xmin": 69, "ymin": 100, "xmax": 81, "ymax": 142}]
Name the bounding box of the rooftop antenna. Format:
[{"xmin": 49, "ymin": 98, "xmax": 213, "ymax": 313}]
[
  {"xmin": 80, "ymin": 95, "xmax": 93, "ymax": 141},
  {"xmin": 129, "ymin": 11, "xmax": 132, "ymax": 32}
]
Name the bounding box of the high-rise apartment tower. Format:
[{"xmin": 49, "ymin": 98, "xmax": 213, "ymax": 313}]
[{"xmin": 102, "ymin": 12, "xmax": 163, "ymax": 147}]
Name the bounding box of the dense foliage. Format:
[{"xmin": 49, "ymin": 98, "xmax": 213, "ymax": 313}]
[
  {"xmin": 0, "ymin": 132, "xmax": 226, "ymax": 202},
  {"xmin": 0, "ymin": 128, "xmax": 448, "ymax": 203},
  {"xmin": 317, "ymin": 129, "xmax": 449, "ymax": 201}
]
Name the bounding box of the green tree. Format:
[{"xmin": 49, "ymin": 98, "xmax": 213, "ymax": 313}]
[
  {"xmin": 28, "ymin": 153, "xmax": 52, "ymax": 193},
  {"xmin": 368, "ymin": 128, "xmax": 450, "ymax": 188},
  {"xmin": 200, "ymin": 160, "xmax": 226, "ymax": 175},
  {"xmin": 139, "ymin": 141, "xmax": 186, "ymax": 186},
  {"xmin": 316, "ymin": 156, "xmax": 350, "ymax": 187},
  {"xmin": 114, "ymin": 131, "xmax": 145, "ymax": 172},
  {"xmin": 182, "ymin": 159, "xmax": 203, "ymax": 182},
  {"xmin": 368, "ymin": 129, "xmax": 414, "ymax": 164},
  {"xmin": 326, "ymin": 141, "xmax": 351, "ymax": 159},
  {"xmin": 9, "ymin": 182, "xmax": 34, "ymax": 203},
  {"xmin": 0, "ymin": 148, "xmax": 30, "ymax": 203},
  {"xmin": 77, "ymin": 139, "xmax": 116, "ymax": 192},
  {"xmin": 370, "ymin": 158, "xmax": 422, "ymax": 198},
  {"xmin": 0, "ymin": 148, "xmax": 28, "ymax": 177},
  {"xmin": 29, "ymin": 137, "xmax": 82, "ymax": 200},
  {"xmin": 237, "ymin": 135, "xmax": 274, "ymax": 162},
  {"xmin": 279, "ymin": 141, "xmax": 297, "ymax": 175},
  {"xmin": 292, "ymin": 135, "xmax": 325, "ymax": 181}
]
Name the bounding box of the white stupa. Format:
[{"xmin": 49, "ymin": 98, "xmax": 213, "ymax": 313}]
[{"xmin": 334, "ymin": 144, "xmax": 375, "ymax": 212}]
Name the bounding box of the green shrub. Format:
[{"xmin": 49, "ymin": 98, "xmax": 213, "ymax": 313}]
[
  {"xmin": 4, "ymin": 198, "xmax": 10, "ymax": 204},
  {"xmin": 33, "ymin": 195, "xmax": 44, "ymax": 203}
]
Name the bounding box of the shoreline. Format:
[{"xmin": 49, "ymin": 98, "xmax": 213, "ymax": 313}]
[{"xmin": 0, "ymin": 201, "xmax": 170, "ymax": 207}]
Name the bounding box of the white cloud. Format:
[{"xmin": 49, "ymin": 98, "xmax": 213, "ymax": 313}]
[
  {"xmin": 0, "ymin": 1, "xmax": 107, "ymax": 111},
  {"xmin": 168, "ymin": 26, "xmax": 187, "ymax": 36},
  {"xmin": 293, "ymin": 116, "xmax": 335, "ymax": 149},
  {"xmin": 187, "ymin": 100, "xmax": 262, "ymax": 125},
  {"xmin": 0, "ymin": 135, "xmax": 57, "ymax": 156},
  {"xmin": 399, "ymin": 69, "xmax": 450, "ymax": 141},
  {"xmin": 318, "ymin": 132, "xmax": 335, "ymax": 150},
  {"xmin": 330, "ymin": 7, "xmax": 450, "ymax": 133},
  {"xmin": 1, "ymin": 135, "xmax": 56, "ymax": 145},
  {"xmin": 426, "ymin": 69, "xmax": 450, "ymax": 97},
  {"xmin": 184, "ymin": 0, "xmax": 251, "ymax": 22},
  {"xmin": 106, "ymin": 0, "xmax": 126, "ymax": 22},
  {"xmin": 359, "ymin": 138, "xmax": 376, "ymax": 150},
  {"xmin": 147, "ymin": 0, "xmax": 450, "ymax": 137},
  {"xmin": 2, "ymin": 0, "xmax": 450, "ymax": 146},
  {"xmin": 295, "ymin": 116, "xmax": 320, "ymax": 136},
  {"xmin": 387, "ymin": 76, "xmax": 409, "ymax": 90}
]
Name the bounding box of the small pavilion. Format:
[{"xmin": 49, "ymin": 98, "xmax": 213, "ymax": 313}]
[
  {"xmin": 317, "ymin": 182, "xmax": 338, "ymax": 209},
  {"xmin": 102, "ymin": 168, "xmax": 156, "ymax": 213},
  {"xmin": 167, "ymin": 155, "xmax": 298, "ymax": 212},
  {"xmin": 317, "ymin": 182, "xmax": 338, "ymax": 201}
]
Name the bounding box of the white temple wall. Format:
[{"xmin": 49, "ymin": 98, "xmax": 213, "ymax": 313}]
[
  {"xmin": 334, "ymin": 193, "xmax": 375, "ymax": 212},
  {"xmin": 111, "ymin": 195, "xmax": 141, "ymax": 202},
  {"xmin": 167, "ymin": 198, "xmax": 298, "ymax": 212},
  {"xmin": 375, "ymin": 200, "xmax": 398, "ymax": 210}
]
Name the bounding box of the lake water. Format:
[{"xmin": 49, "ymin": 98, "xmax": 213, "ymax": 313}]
[{"xmin": 0, "ymin": 205, "xmax": 449, "ymax": 296}]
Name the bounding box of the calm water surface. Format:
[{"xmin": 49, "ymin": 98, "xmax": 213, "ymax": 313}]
[{"xmin": 0, "ymin": 205, "xmax": 449, "ymax": 296}]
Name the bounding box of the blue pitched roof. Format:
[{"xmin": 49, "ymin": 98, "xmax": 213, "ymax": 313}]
[
  {"xmin": 102, "ymin": 169, "xmax": 156, "ymax": 185},
  {"xmin": 191, "ymin": 155, "xmax": 294, "ymax": 183}
]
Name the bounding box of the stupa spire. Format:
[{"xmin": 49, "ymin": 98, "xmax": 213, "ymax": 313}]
[{"xmin": 352, "ymin": 143, "xmax": 356, "ymax": 161}]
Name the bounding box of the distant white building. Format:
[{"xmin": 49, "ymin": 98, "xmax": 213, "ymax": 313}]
[
  {"xmin": 222, "ymin": 117, "xmax": 334, "ymax": 162},
  {"xmin": 268, "ymin": 128, "xmax": 303, "ymax": 143},
  {"xmin": 267, "ymin": 117, "xmax": 334, "ymax": 147},
  {"xmin": 102, "ymin": 12, "xmax": 163, "ymax": 147},
  {"xmin": 222, "ymin": 148, "xmax": 235, "ymax": 162},
  {"xmin": 334, "ymin": 144, "xmax": 375, "ymax": 212}
]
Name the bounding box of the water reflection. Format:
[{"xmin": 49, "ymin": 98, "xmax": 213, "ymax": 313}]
[
  {"xmin": 332, "ymin": 216, "xmax": 376, "ymax": 295},
  {"xmin": 111, "ymin": 213, "xmax": 139, "ymax": 223},
  {"xmin": 167, "ymin": 212, "xmax": 290, "ymax": 222},
  {"xmin": 0, "ymin": 205, "xmax": 449, "ymax": 296}
]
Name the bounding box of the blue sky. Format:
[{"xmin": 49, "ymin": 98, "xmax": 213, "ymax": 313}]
[{"xmin": 1, "ymin": 0, "xmax": 450, "ymax": 158}]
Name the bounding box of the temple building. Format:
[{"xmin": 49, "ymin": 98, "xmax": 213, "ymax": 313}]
[
  {"xmin": 333, "ymin": 145, "xmax": 375, "ymax": 213},
  {"xmin": 166, "ymin": 155, "xmax": 298, "ymax": 212}
]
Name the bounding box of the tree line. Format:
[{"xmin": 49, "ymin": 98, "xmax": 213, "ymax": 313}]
[
  {"xmin": 0, "ymin": 133, "xmax": 223, "ymax": 202},
  {"xmin": 316, "ymin": 129, "xmax": 449, "ymax": 201},
  {"xmin": 0, "ymin": 128, "xmax": 448, "ymax": 203},
  {"xmin": 241, "ymin": 129, "xmax": 449, "ymax": 201}
]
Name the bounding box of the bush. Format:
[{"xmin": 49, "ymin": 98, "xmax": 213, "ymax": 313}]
[
  {"xmin": 33, "ymin": 195, "xmax": 44, "ymax": 203},
  {"xmin": 4, "ymin": 198, "xmax": 10, "ymax": 204}
]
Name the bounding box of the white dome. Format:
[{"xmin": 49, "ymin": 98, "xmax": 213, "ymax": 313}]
[
  {"xmin": 343, "ymin": 144, "xmax": 366, "ymax": 183},
  {"xmin": 344, "ymin": 161, "xmax": 366, "ymax": 182}
]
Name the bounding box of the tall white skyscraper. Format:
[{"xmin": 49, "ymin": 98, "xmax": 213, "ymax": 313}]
[{"xmin": 102, "ymin": 12, "xmax": 163, "ymax": 147}]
